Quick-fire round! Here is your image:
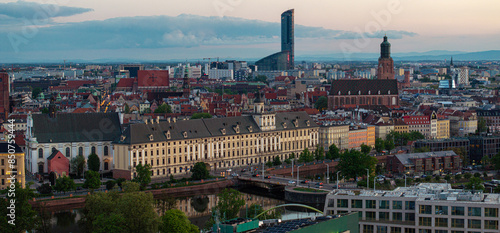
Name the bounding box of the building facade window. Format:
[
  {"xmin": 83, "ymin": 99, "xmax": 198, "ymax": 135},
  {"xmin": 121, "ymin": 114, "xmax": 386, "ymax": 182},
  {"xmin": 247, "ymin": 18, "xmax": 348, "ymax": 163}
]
[
  {"xmin": 65, "ymin": 147, "xmax": 70, "ymax": 157},
  {"xmin": 451, "ymin": 218, "xmax": 464, "ymax": 228},
  {"xmin": 485, "ymin": 220, "xmax": 498, "ymax": 230},
  {"xmin": 452, "ymin": 206, "xmax": 464, "ymax": 216},
  {"xmin": 485, "ymin": 208, "xmax": 498, "ymax": 217},
  {"xmin": 468, "ymin": 207, "xmax": 481, "ymax": 217},
  {"xmin": 104, "ymin": 146, "xmax": 109, "ymax": 156},
  {"xmin": 78, "ymin": 147, "xmax": 83, "ymax": 156},
  {"xmin": 38, "ymin": 148, "xmax": 43, "ymax": 158},
  {"xmin": 419, "ymin": 217, "xmax": 432, "ymax": 226},
  {"xmin": 468, "ymin": 219, "xmax": 481, "ymax": 229}
]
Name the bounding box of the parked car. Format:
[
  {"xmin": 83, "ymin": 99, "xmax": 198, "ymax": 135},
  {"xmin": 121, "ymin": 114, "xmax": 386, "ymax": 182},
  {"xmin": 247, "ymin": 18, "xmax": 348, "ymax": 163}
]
[
  {"xmin": 252, "ymin": 174, "xmax": 260, "ymax": 177},
  {"xmin": 300, "ymin": 180, "xmax": 309, "ymax": 184},
  {"xmin": 231, "ymin": 173, "xmax": 239, "ymax": 177},
  {"xmin": 264, "ymin": 176, "xmax": 271, "ymax": 179},
  {"xmin": 241, "ymin": 169, "xmax": 247, "ymax": 172},
  {"xmin": 288, "ymin": 180, "xmax": 296, "ymax": 184}
]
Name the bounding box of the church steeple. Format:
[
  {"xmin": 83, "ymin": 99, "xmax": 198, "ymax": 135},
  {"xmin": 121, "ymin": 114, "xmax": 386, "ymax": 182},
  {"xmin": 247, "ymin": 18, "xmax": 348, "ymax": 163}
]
[
  {"xmin": 380, "ymin": 35, "xmax": 391, "ymax": 59},
  {"xmin": 377, "ymin": 35, "xmax": 395, "ymax": 80},
  {"xmin": 450, "ymin": 57, "xmax": 454, "ymax": 67}
]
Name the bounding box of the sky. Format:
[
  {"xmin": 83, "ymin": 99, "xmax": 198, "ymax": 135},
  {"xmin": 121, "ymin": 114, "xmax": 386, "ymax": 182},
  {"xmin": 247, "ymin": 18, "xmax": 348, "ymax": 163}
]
[{"xmin": 0, "ymin": 0, "xmax": 499, "ymax": 62}]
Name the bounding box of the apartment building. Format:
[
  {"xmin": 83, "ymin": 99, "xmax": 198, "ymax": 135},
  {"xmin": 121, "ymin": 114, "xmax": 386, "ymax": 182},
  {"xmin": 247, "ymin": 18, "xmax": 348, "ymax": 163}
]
[
  {"xmin": 437, "ymin": 119, "xmax": 450, "ymax": 139},
  {"xmin": 386, "ymin": 151, "xmax": 461, "ymax": 176},
  {"xmin": 324, "ymin": 183, "xmax": 500, "ymax": 233},
  {"xmin": 319, "ymin": 124, "xmax": 349, "ymax": 151},
  {"xmin": 0, "ymin": 143, "xmax": 25, "ymax": 189}
]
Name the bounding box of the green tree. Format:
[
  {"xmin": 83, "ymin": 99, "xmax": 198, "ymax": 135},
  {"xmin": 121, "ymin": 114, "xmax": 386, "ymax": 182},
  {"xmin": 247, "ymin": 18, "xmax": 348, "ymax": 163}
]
[
  {"xmin": 444, "ymin": 175, "xmax": 452, "ymax": 183},
  {"xmin": 314, "ymin": 96, "xmax": 328, "ymax": 111},
  {"xmin": 284, "ymin": 158, "xmax": 291, "ymax": 164},
  {"xmin": 87, "ymin": 153, "xmax": 101, "ymax": 172},
  {"xmin": 37, "ymin": 183, "xmax": 53, "ymax": 195},
  {"xmin": 117, "ymin": 191, "xmax": 159, "ymax": 233},
  {"xmin": 414, "ymin": 146, "xmax": 431, "ymax": 153},
  {"xmin": 124, "ymin": 104, "xmax": 130, "ymax": 114},
  {"xmin": 361, "ymin": 144, "xmax": 371, "ymax": 155},
  {"xmin": 446, "ymin": 147, "xmax": 468, "ymax": 166},
  {"xmin": 32, "ymin": 87, "xmax": 42, "ymax": 99},
  {"xmin": 375, "ymin": 138, "xmax": 385, "ymax": 153},
  {"xmin": 298, "ymin": 148, "xmax": 314, "ymax": 163},
  {"xmin": 160, "ymin": 209, "xmax": 199, "ymax": 233},
  {"xmin": 191, "ymin": 162, "xmax": 209, "ymax": 180},
  {"xmin": 134, "ymin": 163, "xmax": 152, "ymax": 190},
  {"xmin": 213, "ymin": 188, "xmax": 245, "ymax": 221},
  {"xmin": 384, "ymin": 139, "xmax": 395, "ymax": 152},
  {"xmin": 0, "ymin": 183, "xmax": 38, "ymax": 233},
  {"xmin": 465, "ymin": 177, "xmax": 485, "ymax": 191},
  {"xmin": 93, "ymin": 213, "xmax": 127, "ymax": 233},
  {"xmin": 492, "ymin": 152, "xmax": 500, "ymax": 170},
  {"xmin": 474, "ymin": 172, "xmax": 481, "ymax": 178},
  {"xmin": 314, "ymin": 146, "xmax": 325, "ymax": 161},
  {"xmin": 327, "ymin": 143, "xmax": 340, "ymax": 160},
  {"xmin": 434, "ymin": 176, "xmax": 441, "ymax": 182},
  {"xmin": 336, "ymin": 149, "xmax": 377, "ymax": 180},
  {"xmin": 154, "ymin": 103, "xmax": 172, "ymax": 114},
  {"xmin": 464, "ymin": 173, "xmax": 472, "ymax": 180},
  {"xmin": 455, "ymin": 174, "xmax": 462, "ymax": 181},
  {"xmin": 122, "ymin": 181, "xmax": 140, "ymax": 193},
  {"xmin": 266, "ymin": 161, "xmax": 273, "ymax": 167},
  {"xmin": 83, "ymin": 170, "xmax": 101, "ymax": 191},
  {"xmin": 191, "ymin": 112, "xmax": 213, "ymax": 119},
  {"xmin": 70, "ymin": 154, "xmax": 86, "ymax": 177},
  {"xmin": 477, "ymin": 117, "xmax": 487, "ymax": 134},
  {"xmin": 143, "ymin": 108, "xmax": 152, "ymax": 114},
  {"xmin": 272, "ymin": 156, "xmax": 281, "ymax": 166},
  {"xmin": 106, "ymin": 180, "xmax": 116, "ymax": 190},
  {"xmin": 55, "ymin": 175, "xmax": 76, "ymax": 194},
  {"xmin": 81, "ymin": 189, "xmax": 159, "ymax": 233}
]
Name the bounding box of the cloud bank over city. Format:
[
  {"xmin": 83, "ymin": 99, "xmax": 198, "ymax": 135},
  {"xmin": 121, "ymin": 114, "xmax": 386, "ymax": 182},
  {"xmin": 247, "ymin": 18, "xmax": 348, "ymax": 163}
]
[{"xmin": 0, "ymin": 0, "xmax": 498, "ymax": 62}]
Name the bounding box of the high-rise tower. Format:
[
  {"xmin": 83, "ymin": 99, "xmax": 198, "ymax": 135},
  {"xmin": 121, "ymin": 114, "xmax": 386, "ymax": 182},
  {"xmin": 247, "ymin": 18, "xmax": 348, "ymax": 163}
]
[
  {"xmin": 281, "ymin": 9, "xmax": 294, "ymax": 70},
  {"xmin": 377, "ymin": 36, "xmax": 395, "ymax": 80},
  {"xmin": 0, "ymin": 71, "xmax": 9, "ymax": 121}
]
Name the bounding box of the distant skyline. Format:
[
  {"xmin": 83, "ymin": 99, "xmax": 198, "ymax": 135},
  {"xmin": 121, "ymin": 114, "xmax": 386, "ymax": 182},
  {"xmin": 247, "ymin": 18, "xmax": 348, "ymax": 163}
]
[{"xmin": 0, "ymin": 0, "xmax": 499, "ymax": 62}]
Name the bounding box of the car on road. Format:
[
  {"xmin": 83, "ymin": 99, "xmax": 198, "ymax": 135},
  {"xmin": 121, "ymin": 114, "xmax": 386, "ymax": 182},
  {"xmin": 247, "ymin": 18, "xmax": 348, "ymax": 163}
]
[
  {"xmin": 231, "ymin": 173, "xmax": 239, "ymax": 177},
  {"xmin": 315, "ymin": 182, "xmax": 323, "ymax": 186},
  {"xmin": 241, "ymin": 169, "xmax": 247, "ymax": 172},
  {"xmin": 252, "ymin": 174, "xmax": 260, "ymax": 177},
  {"xmin": 264, "ymin": 176, "xmax": 271, "ymax": 179},
  {"xmin": 315, "ymin": 184, "xmax": 323, "ymax": 189},
  {"xmin": 300, "ymin": 180, "xmax": 309, "ymax": 184},
  {"xmin": 288, "ymin": 180, "xmax": 296, "ymax": 184}
]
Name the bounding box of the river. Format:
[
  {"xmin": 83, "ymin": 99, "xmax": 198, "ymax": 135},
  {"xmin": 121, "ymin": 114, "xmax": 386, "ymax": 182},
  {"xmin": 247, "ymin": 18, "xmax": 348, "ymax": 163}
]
[{"xmin": 47, "ymin": 187, "xmax": 322, "ymax": 233}]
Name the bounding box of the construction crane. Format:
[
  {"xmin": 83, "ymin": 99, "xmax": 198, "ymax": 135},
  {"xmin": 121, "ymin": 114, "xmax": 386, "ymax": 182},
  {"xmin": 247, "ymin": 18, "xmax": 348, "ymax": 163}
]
[{"xmin": 202, "ymin": 57, "xmax": 220, "ymax": 76}]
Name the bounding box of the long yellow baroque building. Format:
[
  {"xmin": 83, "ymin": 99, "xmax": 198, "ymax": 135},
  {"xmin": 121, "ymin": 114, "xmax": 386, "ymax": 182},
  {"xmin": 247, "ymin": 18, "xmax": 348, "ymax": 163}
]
[{"xmin": 113, "ymin": 97, "xmax": 319, "ymax": 179}]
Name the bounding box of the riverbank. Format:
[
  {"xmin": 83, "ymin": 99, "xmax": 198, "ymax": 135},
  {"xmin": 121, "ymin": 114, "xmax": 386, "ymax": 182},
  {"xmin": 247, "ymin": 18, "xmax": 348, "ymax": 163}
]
[{"xmin": 30, "ymin": 178, "xmax": 236, "ymax": 211}]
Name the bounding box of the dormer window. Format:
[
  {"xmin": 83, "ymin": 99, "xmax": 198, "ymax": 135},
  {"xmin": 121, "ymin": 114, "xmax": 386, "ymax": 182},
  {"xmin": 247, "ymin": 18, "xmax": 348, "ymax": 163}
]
[
  {"xmin": 120, "ymin": 135, "xmax": 126, "ymax": 142},
  {"xmin": 164, "ymin": 130, "xmax": 171, "ymax": 140},
  {"xmin": 282, "ymin": 122, "xmax": 287, "ymax": 129},
  {"xmin": 148, "ymin": 134, "xmax": 154, "ymax": 141},
  {"xmin": 368, "ymin": 90, "xmax": 371, "ymax": 95},
  {"xmin": 348, "ymin": 91, "xmax": 351, "ymax": 95},
  {"xmin": 233, "ymin": 125, "xmax": 240, "ymax": 133},
  {"xmin": 182, "ymin": 131, "xmax": 188, "ymax": 138},
  {"xmin": 293, "ymin": 119, "xmax": 299, "ymax": 127},
  {"xmin": 358, "ymin": 90, "xmax": 361, "ymax": 95},
  {"xmin": 247, "ymin": 126, "xmax": 253, "ymax": 132},
  {"xmin": 378, "ymin": 90, "xmax": 381, "ymax": 95},
  {"xmin": 220, "ymin": 128, "xmax": 226, "ymax": 135},
  {"xmin": 338, "ymin": 91, "xmax": 341, "ymax": 95},
  {"xmin": 305, "ymin": 120, "xmax": 310, "ymax": 126}
]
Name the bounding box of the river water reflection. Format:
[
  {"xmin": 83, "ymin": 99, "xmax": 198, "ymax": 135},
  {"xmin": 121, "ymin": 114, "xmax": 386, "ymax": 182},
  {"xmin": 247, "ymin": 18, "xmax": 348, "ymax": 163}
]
[{"xmin": 49, "ymin": 188, "xmax": 319, "ymax": 232}]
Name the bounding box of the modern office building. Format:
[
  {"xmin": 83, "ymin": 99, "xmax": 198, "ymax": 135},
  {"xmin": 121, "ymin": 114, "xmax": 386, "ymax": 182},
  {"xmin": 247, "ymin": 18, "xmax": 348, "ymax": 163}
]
[
  {"xmin": 119, "ymin": 64, "xmax": 144, "ymax": 78},
  {"xmin": 377, "ymin": 36, "xmax": 395, "ymax": 80},
  {"xmin": 256, "ymin": 9, "xmax": 294, "ymax": 71},
  {"xmin": 458, "ymin": 67, "xmax": 470, "ymax": 86},
  {"xmin": 476, "ymin": 110, "xmax": 500, "ymax": 133},
  {"xmin": 469, "ymin": 136, "xmax": 500, "ymax": 165},
  {"xmin": 413, "ymin": 138, "xmax": 470, "ymax": 160},
  {"xmin": 324, "ymin": 183, "xmax": 500, "ymax": 233},
  {"xmin": 0, "ymin": 143, "xmax": 24, "ymax": 189}
]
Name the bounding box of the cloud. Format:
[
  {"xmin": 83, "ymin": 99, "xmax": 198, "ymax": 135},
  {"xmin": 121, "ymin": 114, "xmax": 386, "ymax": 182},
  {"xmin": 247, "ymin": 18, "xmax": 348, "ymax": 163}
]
[
  {"xmin": 0, "ymin": 1, "xmax": 93, "ymax": 19},
  {"xmin": 334, "ymin": 30, "xmax": 418, "ymax": 40},
  {"xmin": 0, "ymin": 14, "xmax": 417, "ymax": 55}
]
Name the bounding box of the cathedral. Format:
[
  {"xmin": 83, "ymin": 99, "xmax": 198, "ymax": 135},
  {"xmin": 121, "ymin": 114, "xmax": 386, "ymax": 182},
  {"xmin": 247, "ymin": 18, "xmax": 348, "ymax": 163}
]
[{"xmin": 328, "ymin": 36, "xmax": 399, "ymax": 109}]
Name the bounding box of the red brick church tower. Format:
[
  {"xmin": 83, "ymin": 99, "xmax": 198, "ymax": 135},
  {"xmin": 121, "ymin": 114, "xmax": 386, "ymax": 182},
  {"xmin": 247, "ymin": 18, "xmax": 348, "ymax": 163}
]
[{"xmin": 377, "ymin": 35, "xmax": 395, "ymax": 80}]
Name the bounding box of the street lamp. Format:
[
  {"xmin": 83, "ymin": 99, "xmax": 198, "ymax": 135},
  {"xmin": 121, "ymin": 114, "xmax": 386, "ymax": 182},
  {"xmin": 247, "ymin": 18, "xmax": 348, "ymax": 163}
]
[
  {"xmin": 326, "ymin": 164, "xmax": 329, "ymax": 184},
  {"xmin": 336, "ymin": 171, "xmax": 341, "ymax": 190},
  {"xmin": 366, "ymin": 168, "xmax": 370, "ymax": 190},
  {"xmin": 297, "ymin": 165, "xmax": 301, "ymax": 185}
]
